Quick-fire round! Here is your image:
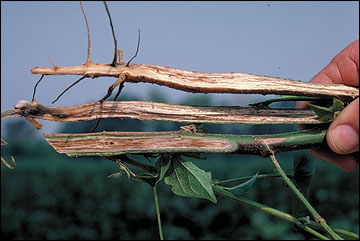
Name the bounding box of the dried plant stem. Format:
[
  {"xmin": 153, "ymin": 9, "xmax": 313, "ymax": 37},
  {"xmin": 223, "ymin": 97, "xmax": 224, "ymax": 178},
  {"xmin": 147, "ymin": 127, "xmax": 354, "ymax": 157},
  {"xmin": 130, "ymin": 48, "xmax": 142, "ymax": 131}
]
[
  {"xmin": 1, "ymin": 156, "xmax": 16, "ymax": 169},
  {"xmin": 80, "ymin": 1, "xmax": 92, "ymax": 64},
  {"xmin": 31, "ymin": 63, "xmax": 359, "ymax": 101},
  {"xmin": 3, "ymin": 100, "xmax": 324, "ymax": 125},
  {"xmin": 1, "ymin": 138, "xmax": 16, "ymax": 169},
  {"xmin": 43, "ymin": 129, "xmax": 327, "ymax": 157}
]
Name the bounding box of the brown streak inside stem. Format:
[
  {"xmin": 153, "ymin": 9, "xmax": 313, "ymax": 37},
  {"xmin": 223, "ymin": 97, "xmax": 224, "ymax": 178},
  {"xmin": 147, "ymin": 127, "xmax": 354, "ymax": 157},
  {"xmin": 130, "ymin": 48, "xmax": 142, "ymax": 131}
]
[
  {"xmin": 3, "ymin": 100, "xmax": 322, "ymax": 125},
  {"xmin": 30, "ymin": 64, "xmax": 359, "ymax": 101}
]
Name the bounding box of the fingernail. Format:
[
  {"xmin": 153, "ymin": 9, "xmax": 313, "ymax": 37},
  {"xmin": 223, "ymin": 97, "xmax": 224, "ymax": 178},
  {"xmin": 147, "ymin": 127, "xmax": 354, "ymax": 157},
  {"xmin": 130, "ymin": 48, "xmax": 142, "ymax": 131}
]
[{"xmin": 328, "ymin": 125, "xmax": 359, "ymax": 154}]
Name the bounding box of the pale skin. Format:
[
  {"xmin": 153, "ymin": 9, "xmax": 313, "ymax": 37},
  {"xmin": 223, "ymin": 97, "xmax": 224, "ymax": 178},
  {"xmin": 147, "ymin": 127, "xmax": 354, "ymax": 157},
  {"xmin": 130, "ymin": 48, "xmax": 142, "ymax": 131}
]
[{"xmin": 297, "ymin": 39, "xmax": 359, "ymax": 171}]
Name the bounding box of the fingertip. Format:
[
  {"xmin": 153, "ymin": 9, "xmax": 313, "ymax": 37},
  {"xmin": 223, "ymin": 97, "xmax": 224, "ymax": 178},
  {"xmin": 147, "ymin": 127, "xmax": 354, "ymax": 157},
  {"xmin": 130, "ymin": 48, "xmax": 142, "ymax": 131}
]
[
  {"xmin": 327, "ymin": 125, "xmax": 359, "ymax": 154},
  {"xmin": 326, "ymin": 98, "xmax": 359, "ymax": 154}
]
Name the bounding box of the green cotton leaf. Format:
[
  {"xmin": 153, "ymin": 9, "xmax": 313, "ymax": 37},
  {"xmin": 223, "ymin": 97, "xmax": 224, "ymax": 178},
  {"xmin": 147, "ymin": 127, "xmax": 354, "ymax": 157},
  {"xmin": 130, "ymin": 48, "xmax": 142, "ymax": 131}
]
[
  {"xmin": 307, "ymin": 98, "xmax": 344, "ymax": 122},
  {"xmin": 332, "ymin": 98, "xmax": 345, "ymax": 112},
  {"xmin": 155, "ymin": 153, "xmax": 172, "ymax": 185},
  {"xmin": 307, "ymin": 103, "xmax": 334, "ymax": 122},
  {"xmin": 220, "ymin": 171, "xmax": 259, "ymax": 196},
  {"xmin": 164, "ymin": 155, "xmax": 217, "ymax": 204}
]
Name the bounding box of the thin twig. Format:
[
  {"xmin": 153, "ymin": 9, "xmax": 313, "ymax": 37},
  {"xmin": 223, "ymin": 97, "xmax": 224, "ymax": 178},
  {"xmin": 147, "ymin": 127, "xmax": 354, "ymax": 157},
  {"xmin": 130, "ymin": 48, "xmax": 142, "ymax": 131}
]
[
  {"xmin": 1, "ymin": 156, "xmax": 16, "ymax": 169},
  {"xmin": 99, "ymin": 73, "xmax": 126, "ymax": 103},
  {"xmin": 153, "ymin": 186, "xmax": 164, "ymax": 240},
  {"xmin": 48, "ymin": 55, "xmax": 57, "ymax": 69},
  {"xmin": 32, "ymin": 74, "xmax": 45, "ymax": 101},
  {"xmin": 213, "ymin": 173, "xmax": 293, "ymax": 185},
  {"xmin": 213, "ymin": 186, "xmax": 329, "ymax": 240},
  {"xmin": 1, "ymin": 138, "xmax": 16, "ymax": 169},
  {"xmin": 126, "ymin": 29, "xmax": 140, "ymax": 67},
  {"xmin": 308, "ymin": 221, "xmax": 359, "ymax": 239},
  {"xmin": 267, "ymin": 146, "xmax": 343, "ymax": 240},
  {"xmin": 114, "ymin": 159, "xmax": 137, "ymax": 179},
  {"xmin": 52, "ymin": 76, "xmax": 87, "ymax": 104},
  {"xmin": 118, "ymin": 48, "xmax": 124, "ymax": 64},
  {"xmin": 90, "ymin": 119, "xmax": 101, "ymax": 133},
  {"xmin": 113, "ymin": 81, "xmax": 125, "ymax": 101},
  {"xmin": 103, "ymin": 1, "xmax": 118, "ymax": 66},
  {"xmin": 91, "ymin": 80, "xmax": 125, "ymax": 132},
  {"xmin": 80, "ymin": 1, "xmax": 92, "ymax": 64}
]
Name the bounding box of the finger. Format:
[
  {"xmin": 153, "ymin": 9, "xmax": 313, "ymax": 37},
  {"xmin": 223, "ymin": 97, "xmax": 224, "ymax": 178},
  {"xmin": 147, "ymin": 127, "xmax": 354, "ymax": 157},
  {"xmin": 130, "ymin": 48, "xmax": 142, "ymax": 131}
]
[
  {"xmin": 309, "ymin": 148, "xmax": 358, "ymax": 172},
  {"xmin": 326, "ymin": 98, "xmax": 359, "ymax": 154},
  {"xmin": 297, "ymin": 39, "xmax": 359, "ymax": 125},
  {"xmin": 310, "ymin": 39, "xmax": 359, "ymax": 86}
]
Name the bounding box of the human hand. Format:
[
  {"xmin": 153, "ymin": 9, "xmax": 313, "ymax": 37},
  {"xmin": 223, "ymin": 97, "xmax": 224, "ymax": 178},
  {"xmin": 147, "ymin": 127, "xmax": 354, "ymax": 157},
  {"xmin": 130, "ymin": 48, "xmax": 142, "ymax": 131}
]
[{"xmin": 297, "ymin": 39, "xmax": 359, "ymax": 171}]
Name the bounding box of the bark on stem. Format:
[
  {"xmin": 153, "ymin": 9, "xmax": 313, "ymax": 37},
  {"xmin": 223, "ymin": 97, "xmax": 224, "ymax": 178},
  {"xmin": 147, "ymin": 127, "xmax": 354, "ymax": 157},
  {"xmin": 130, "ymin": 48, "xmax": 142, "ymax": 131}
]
[{"xmin": 31, "ymin": 63, "xmax": 359, "ymax": 101}]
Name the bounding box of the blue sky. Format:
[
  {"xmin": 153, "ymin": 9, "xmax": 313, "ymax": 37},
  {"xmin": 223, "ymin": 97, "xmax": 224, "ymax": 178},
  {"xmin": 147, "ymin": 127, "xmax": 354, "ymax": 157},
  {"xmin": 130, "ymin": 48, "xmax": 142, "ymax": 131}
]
[{"xmin": 1, "ymin": 1, "xmax": 359, "ymax": 134}]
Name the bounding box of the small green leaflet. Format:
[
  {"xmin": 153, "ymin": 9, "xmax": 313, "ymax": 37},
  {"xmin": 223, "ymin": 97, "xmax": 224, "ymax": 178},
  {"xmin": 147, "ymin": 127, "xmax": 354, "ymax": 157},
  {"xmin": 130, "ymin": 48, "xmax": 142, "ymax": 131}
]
[
  {"xmin": 164, "ymin": 155, "xmax": 217, "ymax": 204},
  {"xmin": 216, "ymin": 171, "xmax": 259, "ymax": 196},
  {"xmin": 307, "ymin": 98, "xmax": 344, "ymax": 122}
]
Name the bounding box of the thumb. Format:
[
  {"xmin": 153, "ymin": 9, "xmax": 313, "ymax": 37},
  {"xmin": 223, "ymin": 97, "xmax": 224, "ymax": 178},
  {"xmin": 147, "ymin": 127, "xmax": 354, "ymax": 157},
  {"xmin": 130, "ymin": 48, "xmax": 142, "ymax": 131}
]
[{"xmin": 327, "ymin": 98, "xmax": 359, "ymax": 154}]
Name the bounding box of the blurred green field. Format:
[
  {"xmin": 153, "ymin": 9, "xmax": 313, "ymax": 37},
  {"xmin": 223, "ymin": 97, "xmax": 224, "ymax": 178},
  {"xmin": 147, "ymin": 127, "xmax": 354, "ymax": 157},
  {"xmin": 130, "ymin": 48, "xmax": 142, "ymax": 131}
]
[
  {"xmin": 1, "ymin": 93, "xmax": 358, "ymax": 239},
  {"xmin": 2, "ymin": 134, "xmax": 358, "ymax": 239}
]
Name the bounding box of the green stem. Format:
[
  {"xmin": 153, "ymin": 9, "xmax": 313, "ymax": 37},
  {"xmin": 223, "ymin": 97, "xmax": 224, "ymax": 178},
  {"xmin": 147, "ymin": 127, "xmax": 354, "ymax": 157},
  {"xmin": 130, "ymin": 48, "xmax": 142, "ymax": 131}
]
[
  {"xmin": 250, "ymin": 96, "xmax": 329, "ymax": 108},
  {"xmin": 213, "ymin": 173, "xmax": 292, "ymax": 185},
  {"xmin": 308, "ymin": 221, "xmax": 359, "ymax": 240},
  {"xmin": 109, "ymin": 151, "xmax": 357, "ymax": 240},
  {"xmin": 213, "ymin": 186, "xmax": 329, "ymax": 240},
  {"xmin": 153, "ymin": 186, "xmax": 164, "ymax": 240},
  {"xmin": 332, "ymin": 229, "xmax": 359, "ymax": 240},
  {"xmin": 268, "ymin": 151, "xmax": 343, "ymax": 240}
]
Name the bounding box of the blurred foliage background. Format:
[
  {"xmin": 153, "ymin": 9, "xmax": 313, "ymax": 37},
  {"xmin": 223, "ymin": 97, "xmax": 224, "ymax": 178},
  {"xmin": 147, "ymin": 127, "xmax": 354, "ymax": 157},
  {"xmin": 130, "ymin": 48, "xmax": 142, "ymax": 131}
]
[{"xmin": 1, "ymin": 92, "xmax": 358, "ymax": 240}]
